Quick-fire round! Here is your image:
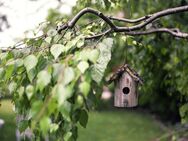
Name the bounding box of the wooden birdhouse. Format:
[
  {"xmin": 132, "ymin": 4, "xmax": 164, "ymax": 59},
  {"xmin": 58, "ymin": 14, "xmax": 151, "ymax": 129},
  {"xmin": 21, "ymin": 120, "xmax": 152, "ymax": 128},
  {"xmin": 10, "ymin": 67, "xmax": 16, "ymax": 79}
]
[{"xmin": 108, "ymin": 64, "xmax": 143, "ymax": 108}]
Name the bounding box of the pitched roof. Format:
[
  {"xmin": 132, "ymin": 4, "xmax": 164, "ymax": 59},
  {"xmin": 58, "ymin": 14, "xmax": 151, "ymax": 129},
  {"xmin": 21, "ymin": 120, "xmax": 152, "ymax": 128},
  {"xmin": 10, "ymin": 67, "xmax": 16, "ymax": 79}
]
[{"xmin": 107, "ymin": 64, "xmax": 143, "ymax": 85}]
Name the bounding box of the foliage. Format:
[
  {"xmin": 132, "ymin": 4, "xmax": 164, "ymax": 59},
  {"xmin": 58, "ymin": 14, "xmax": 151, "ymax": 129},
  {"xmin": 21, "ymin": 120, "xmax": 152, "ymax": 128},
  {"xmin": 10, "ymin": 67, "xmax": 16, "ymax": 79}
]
[{"xmin": 0, "ymin": 21, "xmax": 114, "ymax": 140}]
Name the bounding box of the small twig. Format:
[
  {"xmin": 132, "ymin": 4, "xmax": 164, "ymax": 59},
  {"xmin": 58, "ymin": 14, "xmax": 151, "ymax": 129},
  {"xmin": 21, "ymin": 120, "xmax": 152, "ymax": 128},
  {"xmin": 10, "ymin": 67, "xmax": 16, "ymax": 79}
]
[
  {"xmin": 57, "ymin": 27, "xmax": 69, "ymax": 43},
  {"xmin": 85, "ymin": 29, "xmax": 112, "ymax": 40},
  {"xmin": 80, "ymin": 19, "xmax": 102, "ymax": 28},
  {"xmin": 93, "ymin": 30, "xmax": 106, "ymax": 48},
  {"xmin": 85, "ymin": 28, "xmax": 188, "ymax": 39},
  {"xmin": 124, "ymin": 28, "xmax": 188, "ymax": 38},
  {"xmin": 0, "ymin": 34, "xmax": 46, "ymax": 52}
]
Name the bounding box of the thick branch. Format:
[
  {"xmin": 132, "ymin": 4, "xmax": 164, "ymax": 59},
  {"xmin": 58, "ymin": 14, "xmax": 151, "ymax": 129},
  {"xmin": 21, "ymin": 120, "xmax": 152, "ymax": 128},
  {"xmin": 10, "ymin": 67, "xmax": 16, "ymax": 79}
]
[
  {"xmin": 108, "ymin": 15, "xmax": 152, "ymax": 23},
  {"xmin": 57, "ymin": 6, "xmax": 188, "ymax": 39},
  {"xmin": 116, "ymin": 5, "xmax": 188, "ymax": 32},
  {"xmin": 58, "ymin": 8, "xmax": 117, "ymax": 33}
]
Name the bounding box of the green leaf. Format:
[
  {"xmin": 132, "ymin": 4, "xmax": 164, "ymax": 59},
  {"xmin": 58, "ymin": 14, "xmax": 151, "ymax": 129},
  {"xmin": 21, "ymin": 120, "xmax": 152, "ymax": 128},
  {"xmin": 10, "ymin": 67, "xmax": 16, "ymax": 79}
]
[
  {"xmin": 97, "ymin": 44, "xmax": 111, "ymax": 64},
  {"xmin": 24, "ymin": 55, "xmax": 38, "ymax": 72},
  {"xmin": 59, "ymin": 101, "xmax": 71, "ymax": 121},
  {"xmin": 40, "ymin": 116, "xmax": 51, "ymax": 135},
  {"xmin": 48, "ymin": 98, "xmax": 58, "ymax": 115},
  {"xmin": 26, "ymin": 85, "xmax": 34, "ymax": 100},
  {"xmin": 63, "ymin": 67, "xmax": 75, "ymax": 85},
  {"xmin": 64, "ymin": 132, "xmax": 72, "ymax": 141},
  {"xmin": 50, "ymin": 44, "xmax": 64, "ymax": 60},
  {"xmin": 5, "ymin": 63, "xmax": 14, "ymax": 80},
  {"xmin": 37, "ymin": 70, "xmax": 51, "ymax": 91},
  {"xmin": 91, "ymin": 38, "xmax": 113, "ymax": 84},
  {"xmin": 63, "ymin": 41, "xmax": 76, "ymax": 53},
  {"xmin": 50, "ymin": 123, "xmax": 59, "ymax": 133},
  {"xmin": 45, "ymin": 37, "xmax": 52, "ymax": 44},
  {"xmin": 0, "ymin": 68, "xmax": 4, "ymax": 79},
  {"xmin": 64, "ymin": 31, "xmax": 72, "ymax": 40},
  {"xmin": 18, "ymin": 120, "xmax": 29, "ymax": 133},
  {"xmin": 63, "ymin": 122, "xmax": 72, "ymax": 132},
  {"xmin": 77, "ymin": 61, "xmax": 89, "ymax": 73},
  {"xmin": 102, "ymin": 38, "xmax": 113, "ymax": 48},
  {"xmin": 8, "ymin": 81, "xmax": 17, "ymax": 94},
  {"xmin": 17, "ymin": 86, "xmax": 24, "ymax": 98},
  {"xmin": 53, "ymin": 84, "xmax": 73, "ymax": 106},
  {"xmin": 63, "ymin": 35, "xmax": 84, "ymax": 52},
  {"xmin": 0, "ymin": 52, "xmax": 8, "ymax": 61},
  {"xmin": 75, "ymin": 95, "xmax": 84, "ymax": 108},
  {"xmin": 75, "ymin": 50, "xmax": 89, "ymax": 61},
  {"xmin": 27, "ymin": 68, "xmax": 36, "ymax": 82},
  {"xmin": 88, "ymin": 49, "xmax": 100, "ymax": 63},
  {"xmin": 180, "ymin": 103, "xmax": 188, "ymax": 123},
  {"xmin": 30, "ymin": 101, "xmax": 43, "ymax": 118},
  {"xmin": 52, "ymin": 63, "xmax": 64, "ymax": 82},
  {"xmin": 91, "ymin": 65, "xmax": 104, "ymax": 84},
  {"xmin": 76, "ymin": 49, "xmax": 99, "ymax": 63},
  {"xmin": 47, "ymin": 29, "xmax": 57, "ymax": 36},
  {"xmin": 15, "ymin": 59, "xmax": 24, "ymax": 68},
  {"xmin": 37, "ymin": 55, "xmax": 48, "ymax": 70},
  {"xmin": 79, "ymin": 82, "xmax": 90, "ymax": 97},
  {"xmin": 77, "ymin": 39, "xmax": 84, "ymax": 48},
  {"xmin": 79, "ymin": 109, "xmax": 88, "ymax": 128}
]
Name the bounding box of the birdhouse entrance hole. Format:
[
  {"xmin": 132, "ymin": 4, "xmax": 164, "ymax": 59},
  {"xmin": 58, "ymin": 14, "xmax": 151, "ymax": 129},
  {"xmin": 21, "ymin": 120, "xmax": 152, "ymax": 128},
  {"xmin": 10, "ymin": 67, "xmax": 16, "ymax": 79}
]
[{"xmin": 122, "ymin": 87, "xmax": 130, "ymax": 95}]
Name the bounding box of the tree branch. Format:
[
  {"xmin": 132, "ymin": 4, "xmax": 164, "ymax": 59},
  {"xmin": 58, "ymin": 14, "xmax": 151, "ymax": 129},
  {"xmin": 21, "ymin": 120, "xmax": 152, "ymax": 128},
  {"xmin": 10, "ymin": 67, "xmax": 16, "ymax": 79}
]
[
  {"xmin": 115, "ymin": 5, "xmax": 188, "ymax": 32},
  {"xmin": 87, "ymin": 28, "xmax": 188, "ymax": 39},
  {"xmin": 85, "ymin": 29, "xmax": 112, "ymax": 40},
  {"xmin": 57, "ymin": 8, "xmax": 117, "ymax": 33},
  {"xmin": 108, "ymin": 15, "xmax": 152, "ymax": 23},
  {"xmin": 124, "ymin": 28, "xmax": 188, "ymax": 38},
  {"xmin": 57, "ymin": 5, "xmax": 188, "ymax": 39}
]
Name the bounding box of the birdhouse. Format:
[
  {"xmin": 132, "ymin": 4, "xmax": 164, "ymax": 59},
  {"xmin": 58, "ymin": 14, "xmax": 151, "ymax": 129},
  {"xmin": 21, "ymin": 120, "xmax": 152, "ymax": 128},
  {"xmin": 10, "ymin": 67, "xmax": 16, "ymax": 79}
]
[{"xmin": 108, "ymin": 64, "xmax": 143, "ymax": 108}]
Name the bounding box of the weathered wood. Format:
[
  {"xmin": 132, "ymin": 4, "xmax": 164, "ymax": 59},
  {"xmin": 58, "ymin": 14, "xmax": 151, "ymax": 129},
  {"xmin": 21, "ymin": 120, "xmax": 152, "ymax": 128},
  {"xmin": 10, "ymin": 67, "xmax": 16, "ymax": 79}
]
[{"xmin": 114, "ymin": 72, "xmax": 138, "ymax": 107}]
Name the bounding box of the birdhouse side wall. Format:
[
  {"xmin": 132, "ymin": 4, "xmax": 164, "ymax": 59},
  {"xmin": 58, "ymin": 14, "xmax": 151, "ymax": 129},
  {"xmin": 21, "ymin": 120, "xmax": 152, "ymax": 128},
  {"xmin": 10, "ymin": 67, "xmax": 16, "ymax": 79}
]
[{"xmin": 114, "ymin": 72, "xmax": 138, "ymax": 107}]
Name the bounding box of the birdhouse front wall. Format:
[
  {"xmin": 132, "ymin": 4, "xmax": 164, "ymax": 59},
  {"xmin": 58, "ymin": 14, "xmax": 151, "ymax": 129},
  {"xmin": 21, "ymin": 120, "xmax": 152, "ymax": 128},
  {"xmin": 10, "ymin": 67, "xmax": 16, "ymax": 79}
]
[{"xmin": 114, "ymin": 72, "xmax": 138, "ymax": 107}]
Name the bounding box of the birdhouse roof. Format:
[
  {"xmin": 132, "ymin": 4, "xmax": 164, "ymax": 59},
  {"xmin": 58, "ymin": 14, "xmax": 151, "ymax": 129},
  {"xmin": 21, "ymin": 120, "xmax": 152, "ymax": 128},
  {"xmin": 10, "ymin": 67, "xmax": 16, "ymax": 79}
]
[{"xmin": 107, "ymin": 64, "xmax": 143, "ymax": 85}]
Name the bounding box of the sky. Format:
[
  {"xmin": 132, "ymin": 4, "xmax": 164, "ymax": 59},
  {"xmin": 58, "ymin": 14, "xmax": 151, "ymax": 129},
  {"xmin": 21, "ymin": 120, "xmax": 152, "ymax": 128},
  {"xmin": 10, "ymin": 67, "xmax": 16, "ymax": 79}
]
[{"xmin": 0, "ymin": 0, "xmax": 76, "ymax": 47}]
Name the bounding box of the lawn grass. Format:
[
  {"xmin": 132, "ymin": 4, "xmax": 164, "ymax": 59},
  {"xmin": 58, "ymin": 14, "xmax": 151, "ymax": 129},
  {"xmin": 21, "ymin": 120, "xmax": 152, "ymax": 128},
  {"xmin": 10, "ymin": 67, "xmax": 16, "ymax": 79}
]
[
  {"xmin": 78, "ymin": 110, "xmax": 164, "ymax": 141},
  {"xmin": 0, "ymin": 99, "xmax": 16, "ymax": 141},
  {"xmin": 0, "ymin": 100, "xmax": 165, "ymax": 141}
]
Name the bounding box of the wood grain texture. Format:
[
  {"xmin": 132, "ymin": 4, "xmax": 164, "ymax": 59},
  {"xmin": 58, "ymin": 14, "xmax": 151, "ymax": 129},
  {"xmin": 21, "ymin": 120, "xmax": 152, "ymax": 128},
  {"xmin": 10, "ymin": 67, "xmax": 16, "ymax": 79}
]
[{"xmin": 114, "ymin": 72, "xmax": 138, "ymax": 107}]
